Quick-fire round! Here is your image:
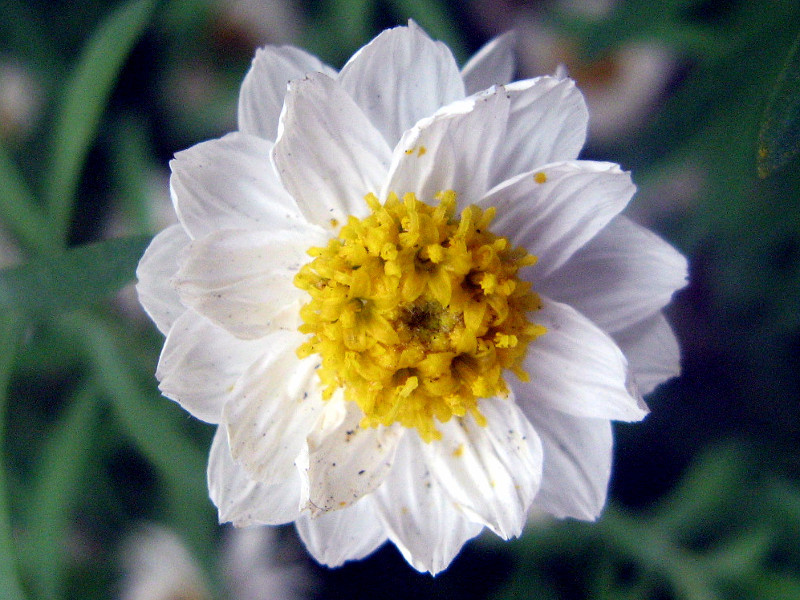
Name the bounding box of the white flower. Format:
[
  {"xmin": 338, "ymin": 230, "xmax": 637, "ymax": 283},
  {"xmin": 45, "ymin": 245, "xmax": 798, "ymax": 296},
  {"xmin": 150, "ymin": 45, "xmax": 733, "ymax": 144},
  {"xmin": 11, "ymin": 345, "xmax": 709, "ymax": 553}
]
[
  {"xmin": 0, "ymin": 60, "xmax": 43, "ymax": 140},
  {"xmin": 514, "ymin": 20, "xmax": 678, "ymax": 144},
  {"xmin": 119, "ymin": 524, "xmax": 311, "ymax": 600},
  {"xmin": 136, "ymin": 23, "xmax": 687, "ymax": 575},
  {"xmin": 222, "ymin": 526, "xmax": 314, "ymax": 600},
  {"xmin": 119, "ymin": 525, "xmax": 211, "ymax": 600}
]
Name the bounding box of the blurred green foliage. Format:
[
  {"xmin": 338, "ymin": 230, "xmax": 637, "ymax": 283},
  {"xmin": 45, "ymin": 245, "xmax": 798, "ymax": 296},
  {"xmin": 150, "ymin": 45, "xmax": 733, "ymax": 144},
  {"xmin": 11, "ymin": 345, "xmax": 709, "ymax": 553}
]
[
  {"xmin": 497, "ymin": 443, "xmax": 800, "ymax": 600},
  {"xmin": 759, "ymin": 30, "xmax": 800, "ymax": 179},
  {"xmin": 0, "ymin": 0, "xmax": 799, "ymax": 599}
]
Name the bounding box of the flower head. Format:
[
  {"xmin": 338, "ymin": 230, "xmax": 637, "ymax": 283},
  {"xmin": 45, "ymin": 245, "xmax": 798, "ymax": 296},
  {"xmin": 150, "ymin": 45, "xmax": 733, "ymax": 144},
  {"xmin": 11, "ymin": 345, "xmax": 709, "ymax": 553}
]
[
  {"xmin": 119, "ymin": 524, "xmax": 312, "ymax": 600},
  {"xmin": 137, "ymin": 23, "xmax": 687, "ymax": 574}
]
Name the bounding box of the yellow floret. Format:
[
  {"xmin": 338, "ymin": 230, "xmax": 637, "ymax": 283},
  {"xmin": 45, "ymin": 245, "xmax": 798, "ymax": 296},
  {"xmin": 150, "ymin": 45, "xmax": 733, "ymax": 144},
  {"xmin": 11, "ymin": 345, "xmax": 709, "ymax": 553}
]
[{"xmin": 294, "ymin": 190, "xmax": 545, "ymax": 441}]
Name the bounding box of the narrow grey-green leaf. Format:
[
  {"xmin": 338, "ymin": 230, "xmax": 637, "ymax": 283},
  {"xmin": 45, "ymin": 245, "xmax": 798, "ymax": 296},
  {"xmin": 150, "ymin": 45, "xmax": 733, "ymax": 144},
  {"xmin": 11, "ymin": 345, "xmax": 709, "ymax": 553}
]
[
  {"xmin": 299, "ymin": 0, "xmax": 374, "ymax": 64},
  {"xmin": 20, "ymin": 385, "xmax": 98, "ymax": 600},
  {"xmin": 109, "ymin": 115, "xmax": 159, "ymax": 235},
  {"xmin": 0, "ymin": 235, "xmax": 151, "ymax": 317},
  {"xmin": 0, "ymin": 0, "xmax": 59, "ymax": 79},
  {"xmin": 0, "ymin": 140, "xmax": 51, "ymax": 255},
  {"xmin": 0, "ymin": 313, "xmax": 27, "ymax": 600},
  {"xmin": 63, "ymin": 312, "xmax": 217, "ymax": 579},
  {"xmin": 44, "ymin": 0, "xmax": 158, "ymax": 244},
  {"xmin": 759, "ymin": 30, "xmax": 800, "ymax": 178},
  {"xmin": 385, "ymin": 0, "xmax": 467, "ymax": 62}
]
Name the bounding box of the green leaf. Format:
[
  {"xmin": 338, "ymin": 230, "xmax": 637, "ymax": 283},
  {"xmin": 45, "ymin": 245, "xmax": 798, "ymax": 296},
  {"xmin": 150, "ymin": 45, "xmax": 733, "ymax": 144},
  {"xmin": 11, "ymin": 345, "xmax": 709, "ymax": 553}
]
[
  {"xmin": 109, "ymin": 115, "xmax": 159, "ymax": 235},
  {"xmin": 61, "ymin": 312, "xmax": 218, "ymax": 585},
  {"xmin": 0, "ymin": 235, "xmax": 152, "ymax": 317},
  {"xmin": 0, "ymin": 0, "xmax": 59, "ymax": 91},
  {"xmin": 0, "ymin": 140, "xmax": 51, "ymax": 255},
  {"xmin": 43, "ymin": 0, "xmax": 158, "ymax": 245},
  {"xmin": 759, "ymin": 30, "xmax": 800, "ymax": 178},
  {"xmin": 19, "ymin": 385, "xmax": 98, "ymax": 600},
  {"xmin": 0, "ymin": 313, "xmax": 27, "ymax": 600},
  {"xmin": 385, "ymin": 0, "xmax": 467, "ymax": 62},
  {"xmin": 299, "ymin": 0, "xmax": 375, "ymax": 65}
]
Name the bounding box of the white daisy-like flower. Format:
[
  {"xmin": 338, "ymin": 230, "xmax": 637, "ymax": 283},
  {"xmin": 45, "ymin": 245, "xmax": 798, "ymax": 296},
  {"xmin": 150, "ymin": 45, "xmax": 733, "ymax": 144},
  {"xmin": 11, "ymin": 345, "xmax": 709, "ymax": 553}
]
[
  {"xmin": 514, "ymin": 20, "xmax": 678, "ymax": 144},
  {"xmin": 136, "ymin": 23, "xmax": 687, "ymax": 575},
  {"xmin": 119, "ymin": 524, "xmax": 312, "ymax": 600},
  {"xmin": 120, "ymin": 525, "xmax": 211, "ymax": 600}
]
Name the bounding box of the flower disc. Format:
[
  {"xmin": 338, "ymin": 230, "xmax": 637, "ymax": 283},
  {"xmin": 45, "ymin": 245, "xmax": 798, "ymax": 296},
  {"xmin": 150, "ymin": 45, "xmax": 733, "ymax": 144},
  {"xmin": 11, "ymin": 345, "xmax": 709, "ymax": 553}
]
[{"xmin": 295, "ymin": 190, "xmax": 546, "ymax": 441}]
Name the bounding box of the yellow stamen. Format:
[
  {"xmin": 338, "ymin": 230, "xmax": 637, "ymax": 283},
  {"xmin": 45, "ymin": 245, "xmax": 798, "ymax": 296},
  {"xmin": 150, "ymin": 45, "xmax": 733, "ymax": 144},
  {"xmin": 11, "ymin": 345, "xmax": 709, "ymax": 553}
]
[{"xmin": 294, "ymin": 191, "xmax": 546, "ymax": 441}]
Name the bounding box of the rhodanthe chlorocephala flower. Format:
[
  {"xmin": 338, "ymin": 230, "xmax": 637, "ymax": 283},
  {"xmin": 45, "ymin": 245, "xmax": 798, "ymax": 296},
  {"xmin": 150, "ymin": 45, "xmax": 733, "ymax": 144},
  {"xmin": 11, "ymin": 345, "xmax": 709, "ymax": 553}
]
[{"xmin": 136, "ymin": 23, "xmax": 687, "ymax": 574}]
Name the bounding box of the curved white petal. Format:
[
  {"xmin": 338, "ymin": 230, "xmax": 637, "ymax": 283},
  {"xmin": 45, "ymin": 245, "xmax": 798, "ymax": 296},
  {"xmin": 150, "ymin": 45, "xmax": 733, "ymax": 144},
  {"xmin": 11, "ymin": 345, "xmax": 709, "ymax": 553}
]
[
  {"xmin": 135, "ymin": 225, "xmax": 189, "ymax": 335},
  {"xmin": 516, "ymin": 296, "xmax": 647, "ymax": 422},
  {"xmin": 461, "ymin": 32, "xmax": 516, "ymax": 95},
  {"xmin": 295, "ymin": 496, "xmax": 387, "ymax": 567},
  {"xmin": 421, "ymin": 396, "xmax": 542, "ymax": 539},
  {"xmin": 238, "ymin": 45, "xmax": 336, "ymax": 142},
  {"xmin": 273, "ymin": 73, "xmax": 392, "ymax": 229},
  {"xmin": 156, "ymin": 309, "xmax": 276, "ymax": 424},
  {"xmin": 305, "ymin": 402, "xmax": 402, "ymax": 513},
  {"xmin": 482, "ymin": 161, "xmax": 635, "ymax": 278},
  {"xmin": 491, "ymin": 76, "xmax": 588, "ymax": 185},
  {"xmin": 170, "ymin": 132, "xmax": 304, "ymax": 239},
  {"xmin": 524, "ymin": 406, "xmax": 613, "ymax": 520},
  {"xmin": 539, "ymin": 216, "xmax": 688, "ymax": 333},
  {"xmin": 224, "ymin": 341, "xmax": 325, "ymax": 486},
  {"xmin": 373, "ymin": 434, "xmax": 483, "ymax": 574},
  {"xmin": 172, "ymin": 227, "xmax": 324, "ymax": 339},
  {"xmin": 339, "ymin": 22, "xmax": 464, "ymax": 146},
  {"xmin": 208, "ymin": 426, "xmax": 303, "ymax": 526},
  {"xmin": 613, "ymin": 312, "xmax": 681, "ymax": 395},
  {"xmin": 384, "ymin": 88, "xmax": 510, "ymax": 207}
]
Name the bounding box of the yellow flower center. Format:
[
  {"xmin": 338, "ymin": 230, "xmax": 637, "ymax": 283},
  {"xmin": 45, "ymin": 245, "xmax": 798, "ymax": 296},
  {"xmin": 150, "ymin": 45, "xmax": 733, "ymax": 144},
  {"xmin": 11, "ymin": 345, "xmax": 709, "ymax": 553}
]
[{"xmin": 294, "ymin": 191, "xmax": 546, "ymax": 441}]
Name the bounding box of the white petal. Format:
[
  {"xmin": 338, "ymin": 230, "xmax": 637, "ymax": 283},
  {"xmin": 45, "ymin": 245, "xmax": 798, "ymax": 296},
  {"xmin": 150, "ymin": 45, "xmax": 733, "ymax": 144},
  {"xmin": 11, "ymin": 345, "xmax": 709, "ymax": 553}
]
[
  {"xmin": 156, "ymin": 310, "xmax": 275, "ymax": 423},
  {"xmin": 135, "ymin": 225, "xmax": 189, "ymax": 335},
  {"xmin": 539, "ymin": 216, "xmax": 688, "ymax": 333},
  {"xmin": 373, "ymin": 434, "xmax": 483, "ymax": 574},
  {"xmin": 613, "ymin": 312, "xmax": 681, "ymax": 395},
  {"xmin": 305, "ymin": 401, "xmax": 402, "ymax": 513},
  {"xmin": 170, "ymin": 132, "xmax": 304, "ymax": 239},
  {"xmin": 207, "ymin": 426, "xmax": 303, "ymax": 526},
  {"xmin": 491, "ymin": 76, "xmax": 588, "ymax": 184},
  {"xmin": 482, "ymin": 161, "xmax": 635, "ymax": 278},
  {"xmin": 272, "ymin": 73, "xmax": 392, "ymax": 229},
  {"xmin": 516, "ymin": 296, "xmax": 647, "ymax": 422},
  {"xmin": 339, "ymin": 22, "xmax": 464, "ymax": 146},
  {"xmin": 224, "ymin": 342, "xmax": 325, "ymax": 486},
  {"xmin": 295, "ymin": 496, "xmax": 387, "ymax": 567},
  {"xmin": 421, "ymin": 397, "xmax": 543, "ymax": 539},
  {"xmin": 461, "ymin": 32, "xmax": 516, "ymax": 95},
  {"xmin": 172, "ymin": 228, "xmax": 324, "ymax": 339},
  {"xmin": 525, "ymin": 406, "xmax": 612, "ymax": 520},
  {"xmin": 384, "ymin": 88, "xmax": 510, "ymax": 207},
  {"xmin": 238, "ymin": 45, "xmax": 336, "ymax": 142}
]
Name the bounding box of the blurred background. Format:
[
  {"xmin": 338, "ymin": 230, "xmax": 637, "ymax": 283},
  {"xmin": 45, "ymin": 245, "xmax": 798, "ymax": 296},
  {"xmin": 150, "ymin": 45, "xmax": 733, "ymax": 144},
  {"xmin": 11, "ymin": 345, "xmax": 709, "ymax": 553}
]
[{"xmin": 1, "ymin": 0, "xmax": 800, "ymax": 598}]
